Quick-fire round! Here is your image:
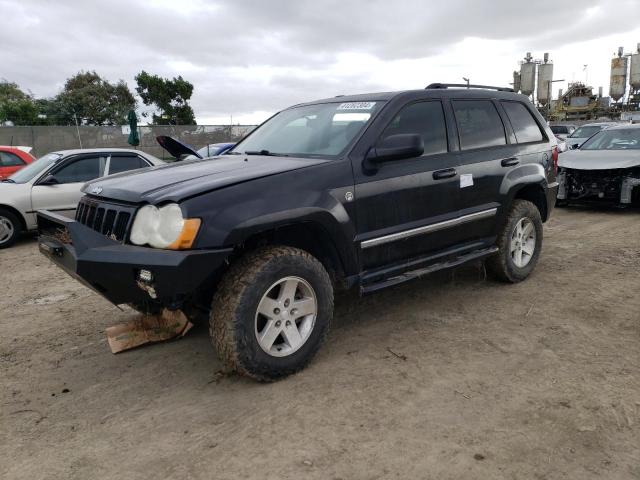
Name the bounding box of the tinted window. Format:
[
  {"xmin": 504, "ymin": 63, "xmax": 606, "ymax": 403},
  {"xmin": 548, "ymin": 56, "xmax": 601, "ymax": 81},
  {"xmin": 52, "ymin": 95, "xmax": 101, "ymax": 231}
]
[
  {"xmin": 54, "ymin": 157, "xmax": 102, "ymax": 184},
  {"xmin": 109, "ymin": 155, "xmax": 146, "ymax": 175},
  {"xmin": 452, "ymin": 100, "xmax": 506, "ymax": 150},
  {"xmin": 550, "ymin": 125, "xmax": 568, "ymax": 134},
  {"xmin": 381, "ymin": 101, "xmax": 447, "ymax": 156},
  {"xmin": 502, "ymin": 101, "xmax": 543, "ymax": 143},
  {"xmin": 0, "ymin": 151, "xmax": 25, "ymax": 167}
]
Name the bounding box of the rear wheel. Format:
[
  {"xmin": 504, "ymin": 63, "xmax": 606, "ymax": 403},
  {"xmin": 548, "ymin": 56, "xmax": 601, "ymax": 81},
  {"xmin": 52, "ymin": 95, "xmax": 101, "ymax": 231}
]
[
  {"xmin": 487, "ymin": 200, "xmax": 543, "ymax": 283},
  {"xmin": 209, "ymin": 246, "xmax": 333, "ymax": 381},
  {"xmin": 0, "ymin": 209, "xmax": 21, "ymax": 249}
]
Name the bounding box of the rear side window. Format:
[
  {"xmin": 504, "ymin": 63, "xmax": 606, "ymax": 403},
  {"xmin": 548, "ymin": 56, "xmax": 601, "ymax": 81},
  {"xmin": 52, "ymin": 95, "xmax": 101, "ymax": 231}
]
[
  {"xmin": 381, "ymin": 101, "xmax": 448, "ymax": 156},
  {"xmin": 452, "ymin": 100, "xmax": 506, "ymax": 150},
  {"xmin": 0, "ymin": 151, "xmax": 25, "ymax": 167},
  {"xmin": 501, "ymin": 101, "xmax": 544, "ymax": 143},
  {"xmin": 109, "ymin": 155, "xmax": 146, "ymax": 175}
]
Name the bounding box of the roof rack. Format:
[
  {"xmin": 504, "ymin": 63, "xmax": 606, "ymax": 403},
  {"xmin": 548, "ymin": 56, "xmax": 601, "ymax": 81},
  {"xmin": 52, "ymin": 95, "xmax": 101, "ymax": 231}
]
[{"xmin": 425, "ymin": 83, "xmax": 514, "ymax": 92}]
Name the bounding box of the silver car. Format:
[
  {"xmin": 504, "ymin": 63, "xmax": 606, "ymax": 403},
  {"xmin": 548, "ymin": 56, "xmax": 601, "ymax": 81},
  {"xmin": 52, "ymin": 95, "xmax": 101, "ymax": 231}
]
[
  {"xmin": 0, "ymin": 148, "xmax": 163, "ymax": 248},
  {"xmin": 565, "ymin": 122, "xmax": 617, "ymax": 150},
  {"xmin": 557, "ymin": 124, "xmax": 640, "ymax": 206}
]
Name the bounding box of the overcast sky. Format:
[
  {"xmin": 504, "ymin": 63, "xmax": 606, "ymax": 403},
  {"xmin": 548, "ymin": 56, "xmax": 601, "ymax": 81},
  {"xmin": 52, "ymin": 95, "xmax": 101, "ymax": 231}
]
[{"xmin": 2, "ymin": 0, "xmax": 640, "ymax": 124}]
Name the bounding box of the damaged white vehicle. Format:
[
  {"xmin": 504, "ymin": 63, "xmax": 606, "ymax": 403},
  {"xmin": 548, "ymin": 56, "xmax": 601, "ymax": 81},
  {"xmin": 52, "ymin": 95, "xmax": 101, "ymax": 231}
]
[{"xmin": 557, "ymin": 124, "xmax": 640, "ymax": 206}]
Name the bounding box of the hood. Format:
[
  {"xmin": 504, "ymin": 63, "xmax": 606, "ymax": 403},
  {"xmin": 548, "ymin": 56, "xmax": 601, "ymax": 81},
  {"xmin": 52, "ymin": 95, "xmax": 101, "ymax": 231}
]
[
  {"xmin": 558, "ymin": 149, "xmax": 640, "ymax": 170},
  {"xmin": 83, "ymin": 155, "xmax": 327, "ymax": 203},
  {"xmin": 156, "ymin": 136, "xmax": 201, "ymax": 160}
]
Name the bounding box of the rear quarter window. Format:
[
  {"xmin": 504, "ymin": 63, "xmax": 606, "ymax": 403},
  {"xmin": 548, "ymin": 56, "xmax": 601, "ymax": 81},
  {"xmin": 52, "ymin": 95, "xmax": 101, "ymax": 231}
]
[{"xmin": 501, "ymin": 101, "xmax": 544, "ymax": 143}]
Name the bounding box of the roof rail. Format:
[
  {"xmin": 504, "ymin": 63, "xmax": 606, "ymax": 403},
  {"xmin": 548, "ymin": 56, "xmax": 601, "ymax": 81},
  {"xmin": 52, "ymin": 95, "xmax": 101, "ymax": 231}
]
[{"xmin": 426, "ymin": 83, "xmax": 514, "ymax": 92}]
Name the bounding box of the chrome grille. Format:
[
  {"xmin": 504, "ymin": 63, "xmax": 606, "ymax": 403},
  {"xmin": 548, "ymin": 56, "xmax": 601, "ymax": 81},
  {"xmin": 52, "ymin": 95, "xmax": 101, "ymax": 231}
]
[{"xmin": 76, "ymin": 198, "xmax": 135, "ymax": 242}]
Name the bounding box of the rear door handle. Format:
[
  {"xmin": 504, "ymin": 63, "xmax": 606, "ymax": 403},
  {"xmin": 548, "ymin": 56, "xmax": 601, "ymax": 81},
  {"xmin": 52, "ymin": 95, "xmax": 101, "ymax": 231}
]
[
  {"xmin": 432, "ymin": 168, "xmax": 457, "ymax": 180},
  {"xmin": 501, "ymin": 157, "xmax": 520, "ymax": 167}
]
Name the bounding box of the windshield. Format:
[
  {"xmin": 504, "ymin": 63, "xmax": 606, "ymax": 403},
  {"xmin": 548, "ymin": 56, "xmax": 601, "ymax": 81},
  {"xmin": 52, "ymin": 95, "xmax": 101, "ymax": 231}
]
[
  {"xmin": 580, "ymin": 128, "xmax": 640, "ymax": 150},
  {"xmin": 7, "ymin": 153, "xmax": 62, "ymax": 183},
  {"xmin": 230, "ymin": 101, "xmax": 383, "ymax": 158},
  {"xmin": 569, "ymin": 125, "xmax": 604, "ymax": 138}
]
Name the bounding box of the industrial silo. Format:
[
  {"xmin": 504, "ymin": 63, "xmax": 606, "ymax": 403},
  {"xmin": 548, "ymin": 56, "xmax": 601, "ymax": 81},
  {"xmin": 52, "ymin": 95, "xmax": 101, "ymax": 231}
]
[
  {"xmin": 512, "ymin": 71, "xmax": 521, "ymax": 93},
  {"xmin": 536, "ymin": 53, "xmax": 553, "ymax": 105},
  {"xmin": 610, "ymin": 47, "xmax": 628, "ymax": 102},
  {"xmin": 520, "ymin": 52, "xmax": 536, "ymax": 97},
  {"xmin": 630, "ymin": 43, "xmax": 640, "ymax": 93}
]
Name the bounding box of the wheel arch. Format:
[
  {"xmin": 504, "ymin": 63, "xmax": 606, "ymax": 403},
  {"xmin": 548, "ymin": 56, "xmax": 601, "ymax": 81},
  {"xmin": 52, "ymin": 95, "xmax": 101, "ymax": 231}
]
[
  {"xmin": 510, "ymin": 183, "xmax": 549, "ymax": 222},
  {"xmin": 0, "ymin": 204, "xmax": 27, "ymax": 230},
  {"xmin": 231, "ymin": 220, "xmax": 354, "ymax": 288}
]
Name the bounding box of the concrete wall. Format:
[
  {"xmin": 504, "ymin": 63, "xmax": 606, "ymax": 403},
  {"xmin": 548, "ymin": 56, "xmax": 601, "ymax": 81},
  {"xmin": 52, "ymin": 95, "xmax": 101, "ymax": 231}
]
[{"xmin": 0, "ymin": 125, "xmax": 256, "ymax": 159}]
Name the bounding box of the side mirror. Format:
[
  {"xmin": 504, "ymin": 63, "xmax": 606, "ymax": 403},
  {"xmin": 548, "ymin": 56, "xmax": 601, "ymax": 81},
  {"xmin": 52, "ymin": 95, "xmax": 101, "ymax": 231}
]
[
  {"xmin": 570, "ymin": 143, "xmax": 580, "ymax": 150},
  {"xmin": 367, "ymin": 134, "xmax": 424, "ymax": 165},
  {"xmin": 39, "ymin": 174, "xmax": 59, "ymax": 185}
]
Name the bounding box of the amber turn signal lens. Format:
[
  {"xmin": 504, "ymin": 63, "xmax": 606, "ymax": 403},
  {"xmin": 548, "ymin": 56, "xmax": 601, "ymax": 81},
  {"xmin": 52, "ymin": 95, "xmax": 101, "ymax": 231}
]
[{"xmin": 168, "ymin": 218, "xmax": 201, "ymax": 250}]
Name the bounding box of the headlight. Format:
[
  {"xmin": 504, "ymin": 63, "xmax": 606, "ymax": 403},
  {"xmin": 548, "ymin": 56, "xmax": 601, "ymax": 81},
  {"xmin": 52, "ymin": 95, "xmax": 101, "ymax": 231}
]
[{"xmin": 130, "ymin": 203, "xmax": 201, "ymax": 250}]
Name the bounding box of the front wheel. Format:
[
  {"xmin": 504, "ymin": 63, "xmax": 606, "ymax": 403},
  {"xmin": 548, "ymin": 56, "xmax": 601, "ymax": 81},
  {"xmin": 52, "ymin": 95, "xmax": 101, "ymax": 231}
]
[
  {"xmin": 0, "ymin": 209, "xmax": 21, "ymax": 249},
  {"xmin": 209, "ymin": 246, "xmax": 333, "ymax": 381},
  {"xmin": 487, "ymin": 200, "xmax": 543, "ymax": 283}
]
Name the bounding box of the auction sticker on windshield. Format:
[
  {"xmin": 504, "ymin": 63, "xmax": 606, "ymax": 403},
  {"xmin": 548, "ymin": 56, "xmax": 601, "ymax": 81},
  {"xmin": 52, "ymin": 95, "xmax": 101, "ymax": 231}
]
[{"xmin": 337, "ymin": 102, "xmax": 376, "ymax": 110}]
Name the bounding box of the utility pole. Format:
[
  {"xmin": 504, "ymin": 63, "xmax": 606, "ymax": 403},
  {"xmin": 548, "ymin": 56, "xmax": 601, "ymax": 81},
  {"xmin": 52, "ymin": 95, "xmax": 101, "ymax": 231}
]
[{"xmin": 73, "ymin": 113, "xmax": 83, "ymax": 149}]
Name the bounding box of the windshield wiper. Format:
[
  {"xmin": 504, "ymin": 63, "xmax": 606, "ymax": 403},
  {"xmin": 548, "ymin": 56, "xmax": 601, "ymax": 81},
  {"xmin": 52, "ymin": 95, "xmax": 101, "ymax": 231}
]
[
  {"xmin": 1, "ymin": 178, "xmax": 15, "ymax": 183},
  {"xmin": 244, "ymin": 150, "xmax": 289, "ymax": 157}
]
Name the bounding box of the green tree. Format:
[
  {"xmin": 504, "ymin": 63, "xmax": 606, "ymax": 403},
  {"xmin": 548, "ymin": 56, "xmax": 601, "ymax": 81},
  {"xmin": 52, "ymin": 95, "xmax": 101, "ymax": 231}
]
[
  {"xmin": 135, "ymin": 71, "xmax": 196, "ymax": 125},
  {"xmin": 54, "ymin": 71, "xmax": 136, "ymax": 125},
  {"xmin": 0, "ymin": 81, "xmax": 39, "ymax": 125}
]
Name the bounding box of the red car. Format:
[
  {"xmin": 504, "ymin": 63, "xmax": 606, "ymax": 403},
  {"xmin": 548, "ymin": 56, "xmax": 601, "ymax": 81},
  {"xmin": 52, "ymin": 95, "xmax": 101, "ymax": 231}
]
[{"xmin": 0, "ymin": 146, "xmax": 36, "ymax": 179}]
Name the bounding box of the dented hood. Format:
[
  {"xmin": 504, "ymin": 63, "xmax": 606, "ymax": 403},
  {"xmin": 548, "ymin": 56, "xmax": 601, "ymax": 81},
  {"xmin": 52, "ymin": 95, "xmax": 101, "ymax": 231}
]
[
  {"xmin": 559, "ymin": 149, "xmax": 640, "ymax": 171},
  {"xmin": 83, "ymin": 155, "xmax": 326, "ymax": 203}
]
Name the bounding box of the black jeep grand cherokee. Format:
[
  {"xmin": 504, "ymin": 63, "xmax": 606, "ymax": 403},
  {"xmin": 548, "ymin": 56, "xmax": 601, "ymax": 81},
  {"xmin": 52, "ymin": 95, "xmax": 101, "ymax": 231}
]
[{"xmin": 38, "ymin": 84, "xmax": 559, "ymax": 381}]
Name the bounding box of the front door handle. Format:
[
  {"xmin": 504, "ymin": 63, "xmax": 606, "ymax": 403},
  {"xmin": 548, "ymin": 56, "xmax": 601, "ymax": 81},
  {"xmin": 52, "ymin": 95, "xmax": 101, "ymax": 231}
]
[
  {"xmin": 432, "ymin": 168, "xmax": 457, "ymax": 180},
  {"xmin": 501, "ymin": 157, "xmax": 520, "ymax": 167}
]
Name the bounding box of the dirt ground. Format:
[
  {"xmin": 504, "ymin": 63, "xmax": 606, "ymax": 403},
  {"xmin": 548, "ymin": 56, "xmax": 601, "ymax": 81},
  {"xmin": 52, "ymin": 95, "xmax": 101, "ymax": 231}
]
[{"xmin": 1, "ymin": 207, "xmax": 639, "ymax": 480}]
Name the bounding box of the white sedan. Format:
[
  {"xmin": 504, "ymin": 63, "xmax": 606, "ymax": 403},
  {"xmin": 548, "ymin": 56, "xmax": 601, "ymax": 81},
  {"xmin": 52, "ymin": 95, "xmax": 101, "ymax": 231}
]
[{"xmin": 0, "ymin": 148, "xmax": 163, "ymax": 248}]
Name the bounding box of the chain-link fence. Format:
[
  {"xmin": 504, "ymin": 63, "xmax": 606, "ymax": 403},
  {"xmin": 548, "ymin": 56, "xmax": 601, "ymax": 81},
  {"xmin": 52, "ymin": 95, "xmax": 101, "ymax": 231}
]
[{"xmin": 0, "ymin": 125, "xmax": 256, "ymax": 159}]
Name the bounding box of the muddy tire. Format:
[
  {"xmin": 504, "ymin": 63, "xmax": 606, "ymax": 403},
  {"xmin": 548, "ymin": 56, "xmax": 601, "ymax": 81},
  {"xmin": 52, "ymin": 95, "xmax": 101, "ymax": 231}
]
[
  {"xmin": 210, "ymin": 246, "xmax": 333, "ymax": 381},
  {"xmin": 487, "ymin": 200, "xmax": 543, "ymax": 283},
  {"xmin": 0, "ymin": 208, "xmax": 21, "ymax": 249}
]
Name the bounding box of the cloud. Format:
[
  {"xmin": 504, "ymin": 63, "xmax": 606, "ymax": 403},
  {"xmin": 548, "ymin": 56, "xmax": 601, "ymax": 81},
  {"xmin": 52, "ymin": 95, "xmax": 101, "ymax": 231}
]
[{"xmin": 1, "ymin": 0, "xmax": 639, "ymax": 124}]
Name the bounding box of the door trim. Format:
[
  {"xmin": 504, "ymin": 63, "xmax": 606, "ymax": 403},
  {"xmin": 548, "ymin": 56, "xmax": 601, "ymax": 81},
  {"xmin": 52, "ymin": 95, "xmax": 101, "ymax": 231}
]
[{"xmin": 360, "ymin": 207, "xmax": 497, "ymax": 249}]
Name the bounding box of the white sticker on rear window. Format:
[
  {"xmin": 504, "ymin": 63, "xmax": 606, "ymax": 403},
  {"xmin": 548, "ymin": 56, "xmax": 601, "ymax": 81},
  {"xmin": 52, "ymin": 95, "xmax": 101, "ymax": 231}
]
[{"xmin": 337, "ymin": 102, "xmax": 376, "ymax": 110}]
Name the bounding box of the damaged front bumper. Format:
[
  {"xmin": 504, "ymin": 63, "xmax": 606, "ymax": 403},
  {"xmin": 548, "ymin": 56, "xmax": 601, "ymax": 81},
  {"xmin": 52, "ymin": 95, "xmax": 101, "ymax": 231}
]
[
  {"xmin": 37, "ymin": 210, "xmax": 232, "ymax": 307},
  {"xmin": 557, "ymin": 168, "xmax": 640, "ymax": 205}
]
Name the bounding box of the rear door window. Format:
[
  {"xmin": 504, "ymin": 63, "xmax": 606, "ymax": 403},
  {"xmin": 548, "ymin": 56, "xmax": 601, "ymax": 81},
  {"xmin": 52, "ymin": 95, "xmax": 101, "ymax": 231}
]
[
  {"xmin": 501, "ymin": 101, "xmax": 544, "ymax": 143},
  {"xmin": 108, "ymin": 155, "xmax": 147, "ymax": 175},
  {"xmin": 380, "ymin": 101, "xmax": 448, "ymax": 156},
  {"xmin": 452, "ymin": 100, "xmax": 506, "ymax": 150}
]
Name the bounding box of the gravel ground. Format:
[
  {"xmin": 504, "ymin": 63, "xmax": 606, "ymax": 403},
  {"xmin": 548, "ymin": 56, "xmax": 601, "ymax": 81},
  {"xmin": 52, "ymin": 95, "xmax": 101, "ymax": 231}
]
[{"xmin": 1, "ymin": 207, "xmax": 639, "ymax": 480}]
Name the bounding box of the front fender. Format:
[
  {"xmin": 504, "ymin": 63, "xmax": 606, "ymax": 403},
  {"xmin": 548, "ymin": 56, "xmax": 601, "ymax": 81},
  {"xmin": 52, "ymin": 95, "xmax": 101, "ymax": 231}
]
[{"xmin": 182, "ymin": 161, "xmax": 358, "ymax": 275}]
